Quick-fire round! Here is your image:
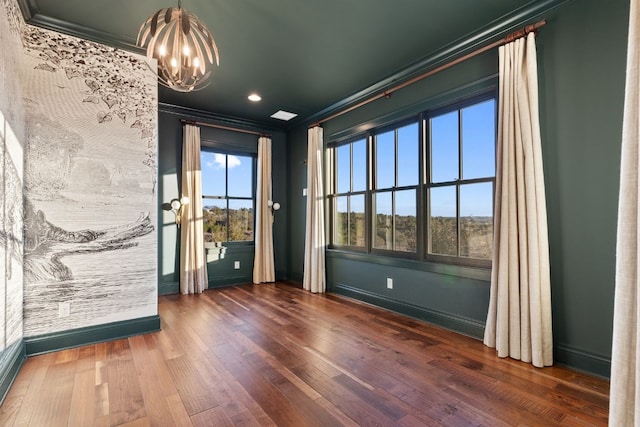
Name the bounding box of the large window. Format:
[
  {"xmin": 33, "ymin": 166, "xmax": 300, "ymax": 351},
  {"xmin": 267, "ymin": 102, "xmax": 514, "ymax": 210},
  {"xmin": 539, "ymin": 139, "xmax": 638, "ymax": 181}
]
[
  {"xmin": 201, "ymin": 151, "xmax": 255, "ymax": 242},
  {"xmin": 328, "ymin": 94, "xmax": 496, "ymax": 266}
]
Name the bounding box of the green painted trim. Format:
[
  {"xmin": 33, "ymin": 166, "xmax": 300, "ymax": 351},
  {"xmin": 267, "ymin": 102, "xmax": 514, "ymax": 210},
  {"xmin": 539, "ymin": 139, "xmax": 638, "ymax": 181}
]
[
  {"xmin": 302, "ymin": 0, "xmax": 575, "ymax": 125},
  {"xmin": 328, "ymin": 76, "xmax": 498, "ymax": 143},
  {"xmin": 326, "ymin": 250, "xmax": 491, "ymax": 282},
  {"xmin": 208, "ymin": 275, "xmax": 252, "ymax": 288},
  {"xmin": 159, "ymin": 280, "xmax": 179, "ymax": 296},
  {"xmin": 25, "ymin": 13, "xmax": 141, "ymax": 53},
  {"xmin": 15, "ymin": 0, "xmax": 35, "ymax": 20},
  {"xmin": 554, "ymin": 344, "xmax": 611, "ymax": 379},
  {"xmin": 331, "ymin": 282, "xmax": 485, "ymax": 339},
  {"xmin": 275, "ymin": 269, "xmax": 288, "ymax": 281},
  {"xmin": 0, "ymin": 340, "xmax": 26, "ymax": 406},
  {"xmin": 289, "ymin": 272, "xmax": 304, "ymax": 283},
  {"xmin": 25, "ymin": 315, "xmax": 161, "ymax": 356},
  {"xmin": 159, "ymin": 103, "xmax": 285, "ymax": 132}
]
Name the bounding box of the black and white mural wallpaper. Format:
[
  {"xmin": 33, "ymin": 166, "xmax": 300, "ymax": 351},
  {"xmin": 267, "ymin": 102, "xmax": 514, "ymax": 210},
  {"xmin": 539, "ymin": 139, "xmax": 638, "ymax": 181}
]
[
  {"xmin": 0, "ymin": 0, "xmax": 25, "ymax": 364},
  {"xmin": 18, "ymin": 12, "xmax": 158, "ymax": 336}
]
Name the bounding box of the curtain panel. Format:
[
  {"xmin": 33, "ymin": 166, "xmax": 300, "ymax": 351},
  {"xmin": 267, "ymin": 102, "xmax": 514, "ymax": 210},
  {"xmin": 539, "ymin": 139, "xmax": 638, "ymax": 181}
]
[
  {"xmin": 483, "ymin": 32, "xmax": 553, "ymax": 368},
  {"xmin": 303, "ymin": 126, "xmax": 326, "ymax": 293},
  {"xmin": 609, "ymin": 0, "xmax": 640, "ymax": 424},
  {"xmin": 180, "ymin": 124, "xmax": 208, "ymax": 294},
  {"xmin": 253, "ymin": 136, "xmax": 275, "ymax": 284}
]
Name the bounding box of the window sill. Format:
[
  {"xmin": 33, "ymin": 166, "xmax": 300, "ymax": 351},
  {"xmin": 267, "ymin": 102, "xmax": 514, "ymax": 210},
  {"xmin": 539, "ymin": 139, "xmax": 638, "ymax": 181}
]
[{"xmin": 326, "ymin": 249, "xmax": 491, "ymax": 282}]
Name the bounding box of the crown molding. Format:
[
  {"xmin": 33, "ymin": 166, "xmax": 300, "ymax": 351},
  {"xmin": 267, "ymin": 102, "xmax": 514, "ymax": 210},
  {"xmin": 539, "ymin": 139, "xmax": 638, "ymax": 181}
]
[
  {"xmin": 302, "ymin": 0, "xmax": 576, "ymax": 126},
  {"xmin": 158, "ymin": 102, "xmax": 287, "ymax": 134},
  {"xmin": 15, "ymin": 0, "xmax": 142, "ymax": 54}
]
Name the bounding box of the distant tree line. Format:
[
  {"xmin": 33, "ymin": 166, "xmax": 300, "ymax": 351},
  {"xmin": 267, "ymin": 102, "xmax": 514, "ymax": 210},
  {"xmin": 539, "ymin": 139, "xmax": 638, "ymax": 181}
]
[
  {"xmin": 335, "ymin": 212, "xmax": 492, "ymax": 258},
  {"xmin": 203, "ymin": 206, "xmax": 253, "ymax": 242}
]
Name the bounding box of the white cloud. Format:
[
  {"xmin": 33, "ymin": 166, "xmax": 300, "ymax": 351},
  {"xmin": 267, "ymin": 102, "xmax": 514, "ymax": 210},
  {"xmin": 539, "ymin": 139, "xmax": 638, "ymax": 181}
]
[
  {"xmin": 206, "ymin": 153, "xmax": 241, "ymax": 169},
  {"xmin": 227, "ymin": 155, "xmax": 241, "ymax": 168}
]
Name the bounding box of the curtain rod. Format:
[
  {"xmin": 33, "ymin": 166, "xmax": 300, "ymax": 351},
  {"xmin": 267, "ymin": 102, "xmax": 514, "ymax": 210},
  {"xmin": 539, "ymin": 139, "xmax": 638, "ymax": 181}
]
[
  {"xmin": 310, "ymin": 19, "xmax": 546, "ymax": 128},
  {"xmin": 181, "ymin": 119, "xmax": 271, "ymax": 138}
]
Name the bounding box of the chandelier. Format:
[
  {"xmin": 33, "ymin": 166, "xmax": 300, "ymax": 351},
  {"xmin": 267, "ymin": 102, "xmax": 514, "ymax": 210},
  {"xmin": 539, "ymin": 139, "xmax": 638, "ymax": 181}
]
[{"xmin": 137, "ymin": 0, "xmax": 220, "ymax": 92}]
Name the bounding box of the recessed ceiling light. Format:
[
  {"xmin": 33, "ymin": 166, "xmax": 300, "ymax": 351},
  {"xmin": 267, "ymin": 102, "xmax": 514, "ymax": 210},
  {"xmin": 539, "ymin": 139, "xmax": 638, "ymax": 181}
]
[
  {"xmin": 270, "ymin": 110, "xmax": 298, "ymax": 121},
  {"xmin": 248, "ymin": 93, "xmax": 261, "ymax": 102}
]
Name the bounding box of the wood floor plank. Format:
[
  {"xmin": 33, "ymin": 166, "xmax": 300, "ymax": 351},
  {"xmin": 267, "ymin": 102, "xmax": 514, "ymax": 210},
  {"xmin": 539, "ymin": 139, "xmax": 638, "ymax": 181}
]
[
  {"xmin": 165, "ymin": 392, "xmax": 194, "ymax": 427},
  {"xmin": 190, "ymin": 406, "xmax": 234, "ymax": 427},
  {"xmin": 128, "ymin": 335, "xmax": 182, "ymax": 426},
  {"xmin": 1, "ymin": 282, "xmax": 610, "ymax": 426},
  {"xmin": 165, "ymin": 355, "xmax": 220, "ymax": 416},
  {"xmin": 106, "ymin": 358, "xmax": 147, "ymax": 425},
  {"xmin": 25, "ymin": 360, "xmax": 76, "ymax": 427},
  {"xmin": 68, "ymin": 369, "xmax": 96, "ymax": 427}
]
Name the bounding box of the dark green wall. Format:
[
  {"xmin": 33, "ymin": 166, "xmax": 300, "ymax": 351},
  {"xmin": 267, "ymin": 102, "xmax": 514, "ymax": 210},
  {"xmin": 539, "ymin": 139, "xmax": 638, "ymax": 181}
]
[
  {"xmin": 536, "ymin": 0, "xmax": 627, "ymax": 374},
  {"xmin": 285, "ymin": 0, "xmax": 628, "ymax": 377},
  {"xmin": 158, "ymin": 107, "xmax": 288, "ymax": 294}
]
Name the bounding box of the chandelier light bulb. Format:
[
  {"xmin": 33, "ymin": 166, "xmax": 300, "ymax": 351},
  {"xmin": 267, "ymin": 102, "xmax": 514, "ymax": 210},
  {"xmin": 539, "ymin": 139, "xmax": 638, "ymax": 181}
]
[{"xmin": 158, "ymin": 45, "xmax": 166, "ymax": 56}]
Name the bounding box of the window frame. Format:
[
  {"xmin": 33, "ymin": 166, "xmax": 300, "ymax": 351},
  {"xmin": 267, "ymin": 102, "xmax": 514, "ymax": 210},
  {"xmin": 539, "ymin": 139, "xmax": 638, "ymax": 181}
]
[
  {"xmin": 327, "ymin": 136, "xmax": 369, "ymax": 252},
  {"xmin": 370, "ymin": 118, "xmax": 422, "ymax": 258},
  {"xmin": 200, "ymin": 148, "xmax": 257, "ymax": 245},
  {"xmin": 326, "ymin": 90, "xmax": 496, "ymax": 268},
  {"xmin": 425, "ymin": 94, "xmax": 496, "ymax": 268}
]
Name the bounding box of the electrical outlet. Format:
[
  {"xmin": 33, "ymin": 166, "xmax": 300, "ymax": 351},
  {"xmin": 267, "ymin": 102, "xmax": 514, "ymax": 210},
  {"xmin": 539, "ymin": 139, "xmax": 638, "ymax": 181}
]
[
  {"xmin": 234, "ymin": 261, "xmax": 240, "ymax": 270},
  {"xmin": 387, "ymin": 278, "xmax": 393, "ymax": 289},
  {"xmin": 302, "ymin": 188, "xmax": 307, "ymax": 196},
  {"xmin": 58, "ymin": 302, "xmax": 70, "ymax": 318}
]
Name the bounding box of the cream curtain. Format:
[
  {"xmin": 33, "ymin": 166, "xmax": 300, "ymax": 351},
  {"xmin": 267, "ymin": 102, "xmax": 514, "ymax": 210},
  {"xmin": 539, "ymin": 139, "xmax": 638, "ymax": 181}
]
[
  {"xmin": 609, "ymin": 0, "xmax": 640, "ymax": 423},
  {"xmin": 483, "ymin": 32, "xmax": 553, "ymax": 368},
  {"xmin": 253, "ymin": 136, "xmax": 275, "ymax": 284},
  {"xmin": 180, "ymin": 124, "xmax": 208, "ymax": 294},
  {"xmin": 303, "ymin": 126, "xmax": 326, "ymax": 293}
]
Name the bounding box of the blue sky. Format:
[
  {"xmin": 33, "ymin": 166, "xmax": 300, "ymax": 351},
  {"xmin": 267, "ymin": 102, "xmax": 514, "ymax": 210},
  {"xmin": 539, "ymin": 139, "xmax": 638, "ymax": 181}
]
[
  {"xmin": 201, "ymin": 152, "xmax": 253, "ymax": 201},
  {"xmin": 336, "ymin": 99, "xmax": 495, "ymax": 217},
  {"xmin": 201, "ymin": 98, "xmax": 495, "ymax": 218}
]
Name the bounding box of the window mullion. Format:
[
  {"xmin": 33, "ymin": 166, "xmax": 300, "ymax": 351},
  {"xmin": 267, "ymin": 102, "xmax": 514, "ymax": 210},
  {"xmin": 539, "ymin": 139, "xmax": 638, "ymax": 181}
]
[{"xmin": 457, "ymin": 111, "xmax": 462, "ymax": 257}]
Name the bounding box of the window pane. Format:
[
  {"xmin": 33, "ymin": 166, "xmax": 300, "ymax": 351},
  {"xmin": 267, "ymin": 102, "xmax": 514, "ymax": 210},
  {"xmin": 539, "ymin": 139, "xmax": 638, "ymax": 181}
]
[
  {"xmin": 375, "ymin": 131, "xmax": 394, "ymax": 189},
  {"xmin": 201, "ymin": 152, "xmax": 226, "ymax": 196},
  {"xmin": 429, "ymin": 186, "xmax": 457, "ymax": 256},
  {"xmin": 336, "ymin": 144, "xmax": 350, "ymax": 194},
  {"xmin": 397, "ymin": 123, "xmax": 419, "ymax": 187},
  {"xmin": 352, "ymin": 139, "xmax": 367, "ymax": 192},
  {"xmin": 203, "ymin": 199, "xmax": 227, "ymax": 242},
  {"xmin": 228, "ymin": 199, "xmax": 253, "ymax": 241},
  {"xmin": 460, "ymin": 182, "xmax": 493, "ymax": 259},
  {"xmin": 462, "ymin": 99, "xmax": 495, "ymax": 180},
  {"xmin": 334, "ymin": 196, "xmax": 348, "ymax": 245},
  {"xmin": 374, "ymin": 192, "xmax": 392, "ymax": 249},
  {"xmin": 430, "ymin": 111, "xmax": 459, "ymax": 183},
  {"xmin": 349, "ymin": 195, "xmax": 365, "ymax": 247},
  {"xmin": 227, "ymin": 155, "xmax": 253, "ymax": 197},
  {"xmin": 394, "ymin": 189, "xmax": 416, "ymax": 252}
]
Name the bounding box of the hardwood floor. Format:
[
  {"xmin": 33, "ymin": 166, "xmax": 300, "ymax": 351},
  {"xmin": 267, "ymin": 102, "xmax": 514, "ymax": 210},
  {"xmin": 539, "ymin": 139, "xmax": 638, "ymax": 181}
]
[{"xmin": 0, "ymin": 282, "xmax": 609, "ymax": 426}]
